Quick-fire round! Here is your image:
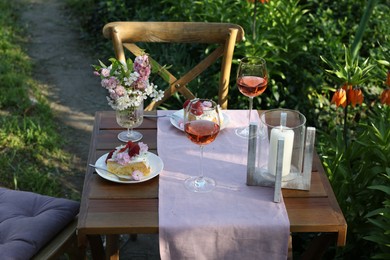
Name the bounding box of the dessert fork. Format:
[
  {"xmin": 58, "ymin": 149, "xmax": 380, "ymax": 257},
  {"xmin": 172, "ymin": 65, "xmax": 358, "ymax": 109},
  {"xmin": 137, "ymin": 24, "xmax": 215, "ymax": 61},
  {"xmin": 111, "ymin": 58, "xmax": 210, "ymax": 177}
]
[
  {"xmin": 89, "ymin": 164, "xmax": 134, "ymax": 181},
  {"xmin": 144, "ymin": 113, "xmax": 182, "ymax": 121}
]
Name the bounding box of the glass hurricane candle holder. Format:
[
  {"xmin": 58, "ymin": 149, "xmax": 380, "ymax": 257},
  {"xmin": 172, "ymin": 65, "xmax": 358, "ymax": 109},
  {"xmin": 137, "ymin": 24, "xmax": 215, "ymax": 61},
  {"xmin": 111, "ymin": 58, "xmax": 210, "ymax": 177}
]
[{"xmin": 258, "ymin": 109, "xmax": 306, "ymax": 181}]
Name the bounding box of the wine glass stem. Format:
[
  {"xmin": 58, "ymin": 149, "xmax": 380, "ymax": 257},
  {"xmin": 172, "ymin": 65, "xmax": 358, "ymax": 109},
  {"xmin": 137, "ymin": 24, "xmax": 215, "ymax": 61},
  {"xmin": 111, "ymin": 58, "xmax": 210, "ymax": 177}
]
[
  {"xmin": 199, "ymin": 145, "xmax": 204, "ymax": 178},
  {"xmin": 248, "ymin": 97, "xmax": 253, "ymax": 124},
  {"xmin": 126, "ymin": 128, "xmax": 132, "ymax": 138}
]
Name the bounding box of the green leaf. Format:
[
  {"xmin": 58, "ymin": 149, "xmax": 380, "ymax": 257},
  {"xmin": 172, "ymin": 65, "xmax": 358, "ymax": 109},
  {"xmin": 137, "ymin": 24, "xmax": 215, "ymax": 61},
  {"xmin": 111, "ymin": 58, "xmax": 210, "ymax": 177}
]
[
  {"xmin": 378, "ymin": 60, "xmax": 390, "ymax": 66},
  {"xmin": 98, "ymin": 59, "xmax": 107, "ymax": 68},
  {"xmin": 366, "ymin": 208, "xmax": 390, "ymax": 218},
  {"xmin": 371, "ymin": 253, "xmax": 390, "ymax": 259},
  {"xmin": 126, "ymin": 58, "xmax": 134, "ymax": 71},
  {"xmin": 368, "ymin": 185, "xmax": 390, "ymax": 196},
  {"xmin": 364, "ymin": 234, "xmax": 390, "ymax": 245}
]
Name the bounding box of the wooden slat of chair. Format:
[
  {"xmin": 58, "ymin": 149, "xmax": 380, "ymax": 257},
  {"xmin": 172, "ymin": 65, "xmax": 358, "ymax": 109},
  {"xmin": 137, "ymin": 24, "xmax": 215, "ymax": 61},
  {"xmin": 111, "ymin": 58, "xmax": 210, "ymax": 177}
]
[
  {"xmin": 102, "ymin": 22, "xmax": 244, "ymax": 110},
  {"xmin": 32, "ymin": 216, "xmax": 85, "ymax": 260},
  {"xmin": 122, "ymin": 42, "xmax": 196, "ymax": 107}
]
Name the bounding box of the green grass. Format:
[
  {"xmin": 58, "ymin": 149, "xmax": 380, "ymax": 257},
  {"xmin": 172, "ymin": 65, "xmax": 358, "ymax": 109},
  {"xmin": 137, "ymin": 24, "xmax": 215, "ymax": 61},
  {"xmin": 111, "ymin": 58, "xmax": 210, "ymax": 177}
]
[{"xmin": 0, "ymin": 1, "xmax": 79, "ymax": 200}]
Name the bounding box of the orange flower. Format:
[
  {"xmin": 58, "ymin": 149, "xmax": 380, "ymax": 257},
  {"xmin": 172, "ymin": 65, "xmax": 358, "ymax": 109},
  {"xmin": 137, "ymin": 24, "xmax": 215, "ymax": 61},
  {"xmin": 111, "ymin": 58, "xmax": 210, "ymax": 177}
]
[
  {"xmin": 386, "ymin": 71, "xmax": 390, "ymax": 87},
  {"xmin": 342, "ymin": 83, "xmax": 352, "ymax": 91},
  {"xmin": 380, "ymin": 88, "xmax": 390, "ymax": 105},
  {"xmin": 348, "ymin": 87, "xmax": 364, "ymax": 107},
  {"xmin": 331, "ymin": 88, "xmax": 347, "ymax": 108}
]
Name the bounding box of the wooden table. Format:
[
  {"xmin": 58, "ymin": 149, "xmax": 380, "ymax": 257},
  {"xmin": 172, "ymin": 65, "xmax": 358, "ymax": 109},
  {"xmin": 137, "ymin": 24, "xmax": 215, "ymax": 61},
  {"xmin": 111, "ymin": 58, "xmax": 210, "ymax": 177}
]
[{"xmin": 77, "ymin": 111, "xmax": 347, "ymax": 259}]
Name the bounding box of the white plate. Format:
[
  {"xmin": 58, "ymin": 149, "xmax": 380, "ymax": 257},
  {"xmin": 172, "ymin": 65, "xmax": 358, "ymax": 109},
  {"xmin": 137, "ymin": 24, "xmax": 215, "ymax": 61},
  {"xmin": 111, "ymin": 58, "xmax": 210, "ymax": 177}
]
[
  {"xmin": 169, "ymin": 109, "xmax": 230, "ymax": 131},
  {"xmin": 95, "ymin": 152, "xmax": 164, "ymax": 184}
]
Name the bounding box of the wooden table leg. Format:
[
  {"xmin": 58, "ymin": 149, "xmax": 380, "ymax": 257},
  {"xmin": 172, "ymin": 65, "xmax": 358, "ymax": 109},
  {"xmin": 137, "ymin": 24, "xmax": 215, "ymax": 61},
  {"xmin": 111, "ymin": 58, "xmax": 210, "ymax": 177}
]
[
  {"xmin": 87, "ymin": 235, "xmax": 105, "ymax": 260},
  {"xmin": 106, "ymin": 234, "xmax": 120, "ymax": 260},
  {"xmin": 301, "ymin": 233, "xmax": 337, "ymax": 260},
  {"xmin": 287, "ymin": 235, "xmax": 293, "ymax": 260}
]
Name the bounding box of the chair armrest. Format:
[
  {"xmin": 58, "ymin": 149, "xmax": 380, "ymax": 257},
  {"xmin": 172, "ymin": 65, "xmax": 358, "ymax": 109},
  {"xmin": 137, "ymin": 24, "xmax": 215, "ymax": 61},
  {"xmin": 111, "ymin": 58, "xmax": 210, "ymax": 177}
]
[{"xmin": 32, "ymin": 216, "xmax": 84, "ymax": 260}]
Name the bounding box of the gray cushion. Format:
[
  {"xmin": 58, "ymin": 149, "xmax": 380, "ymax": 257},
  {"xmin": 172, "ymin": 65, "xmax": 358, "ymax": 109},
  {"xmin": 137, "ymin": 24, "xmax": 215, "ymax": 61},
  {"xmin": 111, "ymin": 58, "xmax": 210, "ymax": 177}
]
[{"xmin": 0, "ymin": 188, "xmax": 79, "ymax": 259}]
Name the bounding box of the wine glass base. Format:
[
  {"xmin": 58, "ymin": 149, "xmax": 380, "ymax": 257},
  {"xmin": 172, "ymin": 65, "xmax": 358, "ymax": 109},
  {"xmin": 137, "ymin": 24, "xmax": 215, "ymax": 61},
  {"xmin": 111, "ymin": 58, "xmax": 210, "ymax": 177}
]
[
  {"xmin": 117, "ymin": 130, "xmax": 143, "ymax": 142},
  {"xmin": 235, "ymin": 126, "xmax": 262, "ymax": 139},
  {"xmin": 184, "ymin": 176, "xmax": 216, "ymax": 193},
  {"xmin": 235, "ymin": 126, "xmax": 250, "ymax": 138}
]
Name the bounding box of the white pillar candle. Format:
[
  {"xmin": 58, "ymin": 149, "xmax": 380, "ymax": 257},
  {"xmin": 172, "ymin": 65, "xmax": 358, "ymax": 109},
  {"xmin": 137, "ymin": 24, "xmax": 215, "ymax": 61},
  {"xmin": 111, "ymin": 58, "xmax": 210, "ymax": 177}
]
[{"xmin": 268, "ymin": 126, "xmax": 294, "ymax": 176}]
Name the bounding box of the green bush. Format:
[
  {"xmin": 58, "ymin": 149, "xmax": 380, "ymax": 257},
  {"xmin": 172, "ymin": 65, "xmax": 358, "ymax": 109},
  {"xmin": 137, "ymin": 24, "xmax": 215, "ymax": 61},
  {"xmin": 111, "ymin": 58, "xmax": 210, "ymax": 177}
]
[
  {"xmin": 366, "ymin": 183, "xmax": 390, "ymax": 259},
  {"xmin": 319, "ymin": 105, "xmax": 390, "ymax": 258}
]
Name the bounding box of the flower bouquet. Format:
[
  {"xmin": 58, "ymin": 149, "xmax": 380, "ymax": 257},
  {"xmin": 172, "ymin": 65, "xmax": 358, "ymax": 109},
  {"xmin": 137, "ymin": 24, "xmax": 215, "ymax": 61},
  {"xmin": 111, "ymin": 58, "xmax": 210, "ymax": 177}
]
[
  {"xmin": 93, "ymin": 54, "xmax": 164, "ymax": 111},
  {"xmin": 93, "ymin": 55, "xmax": 163, "ymax": 142}
]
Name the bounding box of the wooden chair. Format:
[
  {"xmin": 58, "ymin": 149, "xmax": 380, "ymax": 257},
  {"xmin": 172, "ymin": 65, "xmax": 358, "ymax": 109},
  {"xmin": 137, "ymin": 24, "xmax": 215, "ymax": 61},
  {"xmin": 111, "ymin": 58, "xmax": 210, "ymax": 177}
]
[
  {"xmin": 0, "ymin": 187, "xmax": 84, "ymax": 259},
  {"xmin": 102, "ymin": 22, "xmax": 245, "ymax": 110},
  {"xmin": 32, "ymin": 216, "xmax": 84, "ymax": 260}
]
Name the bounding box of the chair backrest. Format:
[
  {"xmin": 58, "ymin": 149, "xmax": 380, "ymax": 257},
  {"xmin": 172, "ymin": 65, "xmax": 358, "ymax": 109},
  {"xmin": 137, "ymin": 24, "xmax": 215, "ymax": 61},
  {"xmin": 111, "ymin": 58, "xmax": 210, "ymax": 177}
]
[{"xmin": 102, "ymin": 22, "xmax": 245, "ymax": 110}]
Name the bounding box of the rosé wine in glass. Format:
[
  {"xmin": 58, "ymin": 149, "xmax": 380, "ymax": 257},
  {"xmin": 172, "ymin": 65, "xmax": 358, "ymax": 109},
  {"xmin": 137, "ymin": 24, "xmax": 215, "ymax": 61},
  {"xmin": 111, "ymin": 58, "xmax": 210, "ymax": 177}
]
[
  {"xmin": 183, "ymin": 99, "xmax": 221, "ymax": 193},
  {"xmin": 184, "ymin": 120, "xmax": 220, "ymax": 146},
  {"xmin": 235, "ymin": 57, "xmax": 268, "ymax": 138},
  {"xmin": 237, "ymin": 76, "xmax": 268, "ymax": 97}
]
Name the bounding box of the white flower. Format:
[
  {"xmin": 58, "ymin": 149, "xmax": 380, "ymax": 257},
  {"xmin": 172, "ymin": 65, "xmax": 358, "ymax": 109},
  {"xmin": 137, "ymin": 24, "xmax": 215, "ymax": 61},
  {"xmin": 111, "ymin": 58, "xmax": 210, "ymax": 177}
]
[{"xmin": 115, "ymin": 96, "xmax": 132, "ymax": 110}]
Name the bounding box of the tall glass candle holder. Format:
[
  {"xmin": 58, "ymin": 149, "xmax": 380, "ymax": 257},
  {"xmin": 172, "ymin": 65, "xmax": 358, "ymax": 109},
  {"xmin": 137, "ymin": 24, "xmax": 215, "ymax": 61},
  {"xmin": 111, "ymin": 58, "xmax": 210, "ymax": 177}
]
[{"xmin": 258, "ymin": 109, "xmax": 306, "ymax": 181}]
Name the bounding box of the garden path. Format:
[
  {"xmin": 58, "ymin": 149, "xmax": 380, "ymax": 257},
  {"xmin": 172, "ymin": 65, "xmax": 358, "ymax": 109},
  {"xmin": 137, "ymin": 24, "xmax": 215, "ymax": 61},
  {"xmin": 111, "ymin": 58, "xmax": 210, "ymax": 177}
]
[
  {"xmin": 19, "ymin": 0, "xmax": 160, "ymax": 258},
  {"xmin": 20, "ymin": 0, "xmax": 109, "ymax": 195}
]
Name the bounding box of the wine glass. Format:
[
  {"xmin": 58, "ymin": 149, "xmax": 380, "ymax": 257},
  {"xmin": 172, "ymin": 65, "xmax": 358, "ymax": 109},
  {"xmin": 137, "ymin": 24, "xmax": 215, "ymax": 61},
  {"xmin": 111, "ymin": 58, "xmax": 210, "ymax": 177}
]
[
  {"xmin": 235, "ymin": 57, "xmax": 268, "ymax": 138},
  {"xmin": 184, "ymin": 99, "xmax": 221, "ymax": 193},
  {"xmin": 116, "ymin": 101, "xmax": 144, "ymax": 142}
]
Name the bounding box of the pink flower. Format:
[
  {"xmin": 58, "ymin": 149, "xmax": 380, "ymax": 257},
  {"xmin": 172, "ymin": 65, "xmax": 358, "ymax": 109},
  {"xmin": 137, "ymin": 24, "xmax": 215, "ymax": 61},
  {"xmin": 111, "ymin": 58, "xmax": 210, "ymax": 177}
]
[
  {"xmin": 138, "ymin": 67, "xmax": 151, "ymax": 78},
  {"xmin": 138, "ymin": 142, "xmax": 148, "ymax": 154},
  {"xmin": 132, "ymin": 79, "xmax": 149, "ymax": 90},
  {"xmin": 106, "ymin": 77, "xmax": 119, "ymax": 89},
  {"xmin": 101, "ymin": 68, "xmax": 111, "ymax": 77},
  {"xmin": 202, "ymin": 101, "xmax": 212, "ymax": 108},
  {"xmin": 102, "ymin": 77, "xmax": 119, "ymax": 89},
  {"xmin": 109, "ymin": 89, "xmax": 119, "ymax": 100},
  {"xmin": 101, "ymin": 78, "xmax": 110, "ymax": 88},
  {"xmin": 132, "ymin": 170, "xmax": 143, "ymax": 181},
  {"xmin": 115, "ymin": 85, "xmax": 126, "ymax": 96},
  {"xmin": 134, "ymin": 55, "xmax": 151, "ymax": 78},
  {"xmin": 116, "ymin": 152, "xmax": 131, "ymax": 165}
]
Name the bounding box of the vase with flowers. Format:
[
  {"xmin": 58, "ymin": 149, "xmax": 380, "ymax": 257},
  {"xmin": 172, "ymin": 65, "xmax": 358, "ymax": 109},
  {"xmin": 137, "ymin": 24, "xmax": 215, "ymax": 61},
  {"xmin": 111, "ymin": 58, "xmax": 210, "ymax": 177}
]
[{"xmin": 93, "ymin": 55, "xmax": 164, "ymax": 142}]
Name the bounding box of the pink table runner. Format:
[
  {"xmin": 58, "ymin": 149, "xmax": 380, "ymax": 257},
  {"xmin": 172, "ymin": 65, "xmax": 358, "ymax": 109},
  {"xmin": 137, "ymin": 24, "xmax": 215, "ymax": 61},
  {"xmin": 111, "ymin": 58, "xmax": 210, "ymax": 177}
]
[{"xmin": 157, "ymin": 110, "xmax": 290, "ymax": 260}]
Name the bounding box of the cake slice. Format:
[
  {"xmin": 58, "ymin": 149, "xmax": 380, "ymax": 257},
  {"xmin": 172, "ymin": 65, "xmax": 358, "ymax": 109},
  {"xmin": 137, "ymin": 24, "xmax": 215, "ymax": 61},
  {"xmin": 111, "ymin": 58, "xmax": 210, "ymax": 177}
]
[{"xmin": 105, "ymin": 141, "xmax": 150, "ymax": 180}]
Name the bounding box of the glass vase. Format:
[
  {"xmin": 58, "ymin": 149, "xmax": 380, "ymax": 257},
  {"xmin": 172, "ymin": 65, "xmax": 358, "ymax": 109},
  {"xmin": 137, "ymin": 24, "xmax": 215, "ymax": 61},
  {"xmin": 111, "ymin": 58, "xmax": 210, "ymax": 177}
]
[{"xmin": 116, "ymin": 100, "xmax": 144, "ymax": 142}]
